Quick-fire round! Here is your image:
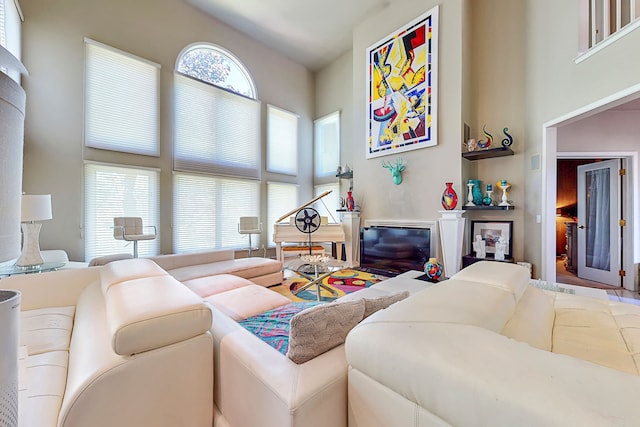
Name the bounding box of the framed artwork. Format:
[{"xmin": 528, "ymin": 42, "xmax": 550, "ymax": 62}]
[
  {"xmin": 470, "ymin": 221, "xmax": 513, "ymax": 257},
  {"xmin": 366, "ymin": 6, "xmax": 439, "ymax": 159}
]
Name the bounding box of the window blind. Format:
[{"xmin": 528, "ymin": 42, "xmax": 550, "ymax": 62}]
[
  {"xmin": 84, "ymin": 38, "xmax": 160, "ymax": 156},
  {"xmin": 314, "ymin": 111, "xmax": 340, "ymax": 183},
  {"xmin": 174, "ymin": 72, "xmax": 261, "ymax": 179},
  {"xmin": 313, "ymin": 183, "xmax": 340, "ymax": 221},
  {"xmin": 173, "ymin": 172, "xmax": 259, "ymax": 253},
  {"xmin": 267, "ymin": 104, "xmax": 298, "ymax": 175},
  {"xmin": 267, "ymin": 182, "xmax": 299, "ymax": 247},
  {"xmin": 84, "ymin": 162, "xmax": 160, "ymax": 260}
]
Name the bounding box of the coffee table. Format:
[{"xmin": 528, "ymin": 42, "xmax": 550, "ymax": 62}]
[
  {"xmin": 286, "ymin": 256, "xmax": 347, "ymax": 301},
  {"xmin": 0, "ymin": 262, "xmax": 66, "ymax": 277}
]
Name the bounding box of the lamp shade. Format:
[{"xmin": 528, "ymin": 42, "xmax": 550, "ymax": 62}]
[{"xmin": 21, "ymin": 194, "xmax": 52, "ymax": 222}]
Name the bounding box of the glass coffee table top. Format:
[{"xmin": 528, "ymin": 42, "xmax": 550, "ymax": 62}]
[
  {"xmin": 285, "ymin": 255, "xmax": 348, "ymax": 301},
  {"xmin": 0, "ymin": 262, "xmax": 66, "ymax": 277}
]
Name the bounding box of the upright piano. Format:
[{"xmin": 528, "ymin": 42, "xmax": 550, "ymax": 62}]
[{"xmin": 273, "ymin": 191, "xmax": 346, "ymax": 262}]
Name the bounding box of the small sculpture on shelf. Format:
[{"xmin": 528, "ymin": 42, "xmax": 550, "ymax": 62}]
[
  {"xmin": 465, "ymin": 138, "xmax": 478, "ymax": 152},
  {"xmin": 465, "ymin": 180, "xmax": 476, "ymax": 206},
  {"xmin": 473, "ymin": 235, "xmax": 486, "ymax": 258},
  {"xmin": 501, "ymin": 127, "xmax": 513, "ymax": 147},
  {"xmin": 477, "ymin": 125, "xmax": 493, "ymax": 149},
  {"xmin": 497, "ymin": 180, "xmax": 512, "ymax": 207},
  {"xmin": 495, "ymin": 236, "xmax": 509, "ymax": 261}
]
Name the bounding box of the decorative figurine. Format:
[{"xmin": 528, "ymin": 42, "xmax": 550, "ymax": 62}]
[
  {"xmin": 441, "ymin": 182, "xmax": 458, "ymax": 210},
  {"xmin": 346, "ymin": 190, "xmax": 355, "ymax": 212},
  {"xmin": 471, "ymin": 179, "xmax": 483, "ymax": 205},
  {"xmin": 501, "ymin": 127, "xmax": 513, "ymax": 147},
  {"xmin": 473, "ymin": 235, "xmax": 486, "ymax": 258},
  {"xmin": 465, "ymin": 180, "xmax": 475, "ymax": 206},
  {"xmin": 477, "ymin": 125, "xmax": 493, "ymax": 149},
  {"xmin": 423, "ymin": 258, "xmax": 444, "ymax": 282},
  {"xmin": 336, "ymin": 166, "xmax": 342, "ymax": 175},
  {"xmin": 497, "ymin": 180, "xmax": 512, "ymax": 207},
  {"xmin": 466, "ymin": 138, "xmax": 478, "ymax": 152},
  {"xmin": 381, "ymin": 158, "xmax": 406, "ymax": 185},
  {"xmin": 495, "ymin": 236, "xmax": 508, "ymax": 261}
]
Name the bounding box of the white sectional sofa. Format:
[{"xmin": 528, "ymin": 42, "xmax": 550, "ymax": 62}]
[
  {"xmin": 346, "ymin": 261, "xmax": 640, "ymax": 427},
  {"xmin": 5, "ymin": 258, "xmax": 214, "ymax": 427}
]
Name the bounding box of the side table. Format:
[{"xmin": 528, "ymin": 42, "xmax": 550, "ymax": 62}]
[{"xmin": 0, "ymin": 262, "xmax": 66, "ymax": 277}]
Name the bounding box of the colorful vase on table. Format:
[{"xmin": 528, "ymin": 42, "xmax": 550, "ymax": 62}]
[
  {"xmin": 423, "ymin": 258, "xmax": 443, "ymax": 282},
  {"xmin": 441, "ymin": 182, "xmax": 458, "ymax": 210}
]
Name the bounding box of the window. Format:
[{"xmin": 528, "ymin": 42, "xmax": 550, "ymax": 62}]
[
  {"xmin": 267, "ymin": 182, "xmax": 299, "ymax": 247},
  {"xmin": 313, "ymin": 183, "xmax": 341, "ymax": 220},
  {"xmin": 84, "ymin": 163, "xmax": 160, "ymax": 260},
  {"xmin": 579, "ymin": 0, "xmax": 640, "ymax": 52},
  {"xmin": 176, "ymin": 43, "xmax": 256, "ymax": 98},
  {"xmin": 173, "ymin": 173, "xmax": 259, "ymax": 252},
  {"xmin": 84, "ymin": 39, "xmax": 160, "ymax": 155},
  {"xmin": 173, "ymin": 43, "xmax": 261, "ymax": 253},
  {"xmin": 173, "ymin": 73, "xmax": 260, "ymax": 178},
  {"xmin": 314, "ymin": 111, "xmax": 340, "ymax": 182},
  {"xmin": 267, "ymin": 105, "xmax": 298, "ymax": 175},
  {"xmin": 0, "ymin": 0, "xmax": 23, "ymax": 83}
]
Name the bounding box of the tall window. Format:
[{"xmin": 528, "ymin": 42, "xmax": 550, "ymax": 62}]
[
  {"xmin": 267, "ymin": 104, "xmax": 298, "ymax": 175},
  {"xmin": 267, "ymin": 182, "xmax": 299, "ymax": 247},
  {"xmin": 0, "ymin": 0, "xmax": 23, "ymax": 82},
  {"xmin": 174, "ymin": 43, "xmax": 260, "ymax": 252},
  {"xmin": 313, "ymin": 111, "xmax": 341, "ymax": 219},
  {"xmin": 84, "ymin": 163, "xmax": 160, "ymax": 260},
  {"xmin": 84, "ymin": 38, "xmax": 160, "ymax": 155}
]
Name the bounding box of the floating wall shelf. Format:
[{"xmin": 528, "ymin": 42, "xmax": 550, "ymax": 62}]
[{"xmin": 462, "ymin": 146, "xmax": 514, "ymax": 160}]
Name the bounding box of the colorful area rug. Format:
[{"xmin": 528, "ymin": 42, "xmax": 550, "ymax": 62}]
[{"xmin": 270, "ymin": 268, "xmax": 385, "ymax": 302}]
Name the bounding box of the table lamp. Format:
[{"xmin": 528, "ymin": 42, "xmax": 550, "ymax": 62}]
[{"xmin": 15, "ymin": 194, "xmax": 52, "ymax": 268}]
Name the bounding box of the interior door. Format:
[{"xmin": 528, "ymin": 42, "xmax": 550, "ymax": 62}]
[{"xmin": 576, "ymin": 159, "xmax": 621, "ymax": 286}]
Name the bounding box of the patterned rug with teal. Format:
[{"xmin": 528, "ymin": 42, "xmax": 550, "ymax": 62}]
[{"xmin": 270, "ymin": 268, "xmax": 386, "ymax": 302}]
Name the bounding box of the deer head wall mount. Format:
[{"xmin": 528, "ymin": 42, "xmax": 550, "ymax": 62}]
[{"xmin": 382, "ymin": 158, "xmax": 406, "ymax": 185}]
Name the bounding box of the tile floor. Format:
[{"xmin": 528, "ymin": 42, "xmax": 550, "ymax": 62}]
[{"xmin": 556, "ymin": 257, "xmax": 640, "ymax": 305}]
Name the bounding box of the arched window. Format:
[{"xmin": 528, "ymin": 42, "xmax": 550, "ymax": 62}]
[{"xmin": 176, "ymin": 43, "xmax": 256, "ymax": 99}]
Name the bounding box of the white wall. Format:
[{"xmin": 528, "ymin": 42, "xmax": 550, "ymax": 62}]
[{"xmin": 20, "ymin": 0, "xmax": 315, "ymax": 261}]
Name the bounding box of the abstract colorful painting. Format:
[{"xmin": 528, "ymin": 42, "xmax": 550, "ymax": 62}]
[{"xmin": 366, "ymin": 6, "xmax": 439, "ymax": 159}]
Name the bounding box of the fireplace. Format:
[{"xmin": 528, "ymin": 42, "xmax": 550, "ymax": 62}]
[{"xmin": 359, "ymin": 220, "xmax": 438, "ymax": 277}]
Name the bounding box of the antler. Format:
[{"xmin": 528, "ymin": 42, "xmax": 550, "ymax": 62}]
[{"xmin": 381, "ymin": 160, "xmax": 393, "ymax": 170}]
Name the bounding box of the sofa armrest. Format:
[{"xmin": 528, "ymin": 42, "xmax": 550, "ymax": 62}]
[
  {"xmin": 1, "ymin": 267, "xmax": 100, "ymax": 310},
  {"xmin": 150, "ymin": 249, "xmax": 235, "ymax": 271},
  {"xmin": 346, "ymin": 322, "xmax": 640, "ymax": 426}
]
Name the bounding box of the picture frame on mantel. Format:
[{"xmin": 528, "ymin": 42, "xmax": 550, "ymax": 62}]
[
  {"xmin": 470, "ymin": 220, "xmax": 513, "ymax": 257},
  {"xmin": 365, "ymin": 5, "xmax": 439, "ymax": 159}
]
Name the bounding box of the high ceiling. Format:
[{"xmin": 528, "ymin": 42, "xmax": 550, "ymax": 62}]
[{"xmin": 184, "ymin": 0, "xmax": 395, "ymax": 71}]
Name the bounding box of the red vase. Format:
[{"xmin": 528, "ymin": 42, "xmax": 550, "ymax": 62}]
[{"xmin": 441, "ymin": 182, "xmax": 458, "ymax": 210}]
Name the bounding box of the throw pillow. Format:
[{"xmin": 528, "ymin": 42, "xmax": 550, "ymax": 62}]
[
  {"xmin": 363, "ymin": 291, "xmax": 410, "ymax": 318},
  {"xmin": 287, "ymin": 299, "xmax": 365, "ymax": 364}
]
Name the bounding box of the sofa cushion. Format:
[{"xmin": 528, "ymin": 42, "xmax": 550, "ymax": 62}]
[
  {"xmin": 182, "ymin": 273, "xmax": 254, "ymax": 298},
  {"xmin": 204, "ymin": 284, "xmax": 290, "ymax": 321},
  {"xmin": 20, "ymin": 350, "xmax": 69, "ymax": 427},
  {"xmin": 451, "ymin": 261, "xmax": 530, "ymax": 301},
  {"xmin": 103, "ymin": 274, "xmax": 213, "ymax": 355},
  {"xmin": 20, "ymin": 306, "xmax": 75, "ymax": 355},
  {"xmin": 287, "ymin": 299, "xmax": 365, "ymax": 364},
  {"xmin": 501, "ymin": 285, "xmax": 555, "ymax": 351},
  {"xmin": 100, "ymin": 258, "xmax": 167, "ymax": 293}
]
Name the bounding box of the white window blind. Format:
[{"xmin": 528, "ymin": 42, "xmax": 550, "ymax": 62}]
[
  {"xmin": 314, "ymin": 111, "xmax": 340, "ymax": 182},
  {"xmin": 84, "ymin": 163, "xmax": 160, "ymax": 260},
  {"xmin": 84, "ymin": 38, "xmax": 160, "ymax": 156},
  {"xmin": 313, "ymin": 183, "xmax": 340, "ymax": 221},
  {"xmin": 267, "ymin": 182, "xmax": 299, "ymax": 246},
  {"xmin": 267, "ymin": 104, "xmax": 298, "ymax": 175},
  {"xmin": 1, "ymin": 0, "xmax": 23, "ymax": 83},
  {"xmin": 173, "ymin": 172, "xmax": 259, "ymax": 253},
  {"xmin": 174, "ymin": 72, "xmax": 261, "ymax": 179}
]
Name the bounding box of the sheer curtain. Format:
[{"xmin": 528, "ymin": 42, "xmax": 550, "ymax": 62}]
[{"xmin": 585, "ymin": 168, "xmax": 610, "ymax": 270}]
